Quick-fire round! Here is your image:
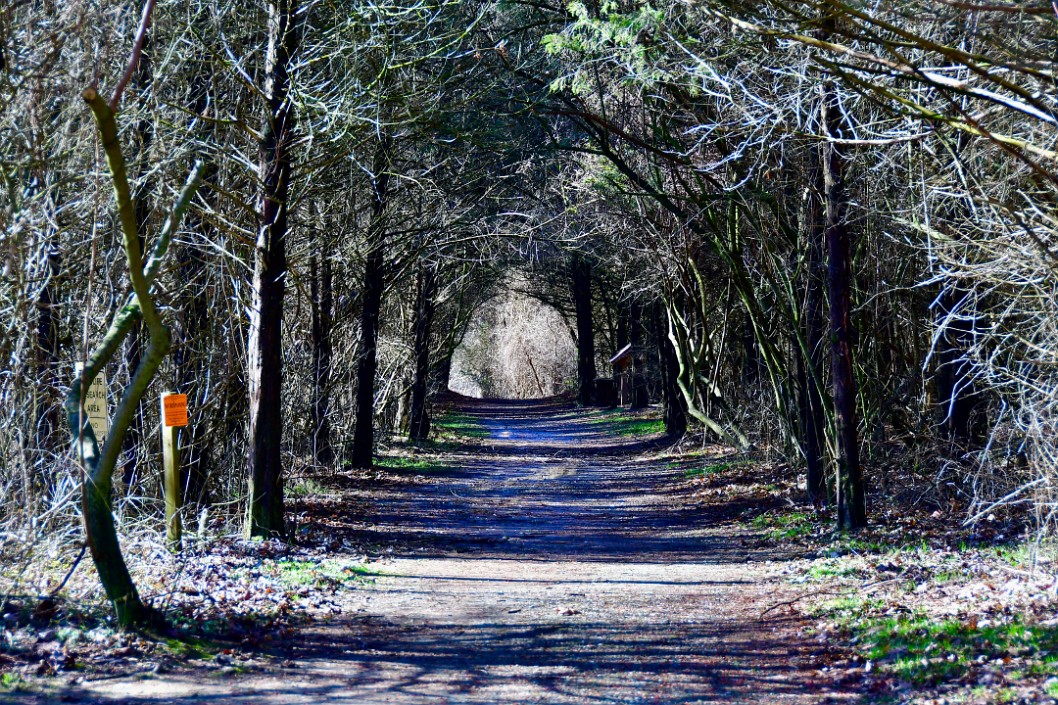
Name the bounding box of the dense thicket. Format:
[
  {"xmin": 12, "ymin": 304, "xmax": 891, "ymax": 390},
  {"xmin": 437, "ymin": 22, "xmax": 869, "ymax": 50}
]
[{"xmin": 2, "ymin": 0, "xmax": 1056, "ymax": 623}]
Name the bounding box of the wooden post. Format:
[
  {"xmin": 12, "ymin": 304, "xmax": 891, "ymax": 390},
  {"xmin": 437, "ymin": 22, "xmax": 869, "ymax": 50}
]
[{"xmin": 160, "ymin": 392, "xmax": 187, "ymax": 550}]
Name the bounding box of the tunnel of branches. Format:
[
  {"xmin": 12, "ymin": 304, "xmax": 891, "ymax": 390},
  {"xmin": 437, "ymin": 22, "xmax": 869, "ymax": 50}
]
[{"xmin": 4, "ymin": 0, "xmax": 1058, "ymax": 625}]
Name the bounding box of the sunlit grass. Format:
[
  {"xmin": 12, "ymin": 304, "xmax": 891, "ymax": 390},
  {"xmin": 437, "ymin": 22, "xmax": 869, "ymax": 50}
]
[
  {"xmin": 432, "ymin": 411, "xmax": 488, "ymax": 439},
  {"xmin": 375, "ymin": 455, "xmax": 444, "ymax": 473},
  {"xmin": 274, "ymin": 558, "xmax": 377, "ymax": 589},
  {"xmin": 588, "ymin": 408, "xmax": 664, "ymax": 436},
  {"xmin": 752, "ymin": 511, "xmax": 814, "ymax": 540}
]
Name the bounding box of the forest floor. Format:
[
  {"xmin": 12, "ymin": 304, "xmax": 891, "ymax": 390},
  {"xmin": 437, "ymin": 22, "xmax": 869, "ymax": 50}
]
[{"xmin": 3, "ymin": 395, "xmax": 1057, "ymax": 704}]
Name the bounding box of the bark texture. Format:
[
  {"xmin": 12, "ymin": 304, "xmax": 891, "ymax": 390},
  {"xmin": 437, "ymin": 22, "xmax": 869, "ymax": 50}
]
[
  {"xmin": 801, "ymin": 143, "xmax": 828, "ymax": 505},
  {"xmin": 247, "ymin": 0, "xmax": 298, "ymax": 537},
  {"xmin": 71, "ymin": 89, "xmax": 202, "ymax": 626},
  {"xmin": 822, "ymin": 81, "xmax": 867, "ymax": 530},
  {"xmin": 656, "ymin": 301, "xmax": 687, "ymax": 436},
  {"xmin": 351, "ymin": 136, "xmax": 392, "ymax": 468},
  {"xmin": 409, "ymin": 262, "xmax": 437, "ymax": 441},
  {"xmin": 310, "ymin": 251, "xmax": 334, "ymax": 467}
]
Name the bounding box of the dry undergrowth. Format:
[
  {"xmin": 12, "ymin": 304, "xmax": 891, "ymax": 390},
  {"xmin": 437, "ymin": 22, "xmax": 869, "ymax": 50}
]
[{"xmin": 668, "ymin": 447, "xmax": 1058, "ymax": 705}]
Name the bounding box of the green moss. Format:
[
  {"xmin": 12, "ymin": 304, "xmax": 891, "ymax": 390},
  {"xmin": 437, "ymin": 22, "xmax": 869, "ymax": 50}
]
[{"xmin": 160, "ymin": 634, "xmax": 217, "ymax": 659}]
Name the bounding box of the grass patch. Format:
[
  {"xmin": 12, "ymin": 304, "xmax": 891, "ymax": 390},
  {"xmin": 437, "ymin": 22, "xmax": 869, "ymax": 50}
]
[
  {"xmin": 752, "ymin": 511, "xmax": 815, "ymax": 540},
  {"xmin": 589, "ymin": 409, "xmax": 664, "ymax": 437},
  {"xmin": 375, "ymin": 455, "xmax": 443, "ymax": 473},
  {"xmin": 432, "ymin": 411, "xmax": 488, "ymax": 439},
  {"xmin": 683, "ymin": 458, "xmax": 755, "ymax": 478},
  {"xmin": 160, "ymin": 633, "xmax": 219, "ymax": 660},
  {"xmin": 852, "ymin": 614, "xmax": 1058, "ymax": 685},
  {"xmin": 828, "ymin": 534, "xmax": 929, "ymax": 557},
  {"xmin": 288, "ymin": 478, "xmax": 328, "ymax": 497},
  {"xmin": 810, "ymin": 594, "xmax": 884, "ymax": 620},
  {"xmin": 813, "ymin": 594, "xmax": 1058, "ymax": 687},
  {"xmin": 805, "ymin": 560, "xmax": 863, "ymax": 581},
  {"xmin": 1, "ymin": 672, "xmax": 28, "ymax": 691},
  {"xmin": 986, "ymin": 542, "xmax": 1042, "ymax": 570},
  {"xmin": 274, "ymin": 558, "xmax": 377, "ymax": 589}
]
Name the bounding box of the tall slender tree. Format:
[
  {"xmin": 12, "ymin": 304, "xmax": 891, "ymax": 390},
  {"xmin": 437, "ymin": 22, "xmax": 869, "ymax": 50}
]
[
  {"xmin": 350, "ymin": 134, "xmax": 392, "ymax": 468},
  {"xmin": 821, "ymin": 78, "xmax": 866, "ymax": 530},
  {"xmin": 408, "ymin": 259, "xmax": 438, "ymax": 441},
  {"xmin": 571, "ymin": 253, "xmax": 596, "ymax": 405},
  {"xmin": 246, "ymin": 0, "xmax": 299, "ymax": 537}
]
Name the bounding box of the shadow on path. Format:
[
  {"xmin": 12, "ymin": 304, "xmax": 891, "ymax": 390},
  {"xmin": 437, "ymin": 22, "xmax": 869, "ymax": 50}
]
[{"xmin": 60, "ymin": 396, "xmax": 856, "ymax": 705}]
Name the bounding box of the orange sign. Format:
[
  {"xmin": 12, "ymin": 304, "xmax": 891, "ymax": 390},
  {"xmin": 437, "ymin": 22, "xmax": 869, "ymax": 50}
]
[{"xmin": 161, "ymin": 393, "xmax": 188, "ymax": 427}]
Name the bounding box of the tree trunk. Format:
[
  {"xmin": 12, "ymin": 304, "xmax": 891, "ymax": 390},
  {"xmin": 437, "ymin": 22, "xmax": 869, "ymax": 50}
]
[
  {"xmin": 350, "ymin": 136, "xmax": 392, "ymax": 469},
  {"xmin": 571, "ymin": 254, "xmax": 596, "ymax": 405},
  {"xmin": 310, "ymin": 251, "xmax": 334, "ymax": 467},
  {"xmin": 246, "ymin": 0, "xmax": 298, "ymax": 538},
  {"xmin": 629, "ymin": 300, "xmax": 649, "ymax": 409},
  {"xmin": 436, "ymin": 352, "xmax": 453, "ymax": 392},
  {"xmin": 73, "ymin": 90, "xmax": 203, "ymax": 627},
  {"xmin": 934, "ymin": 285, "xmax": 985, "ymax": 444},
  {"xmin": 173, "ymin": 210, "xmax": 211, "ymax": 506},
  {"xmin": 174, "ymin": 71, "xmax": 217, "ymax": 507},
  {"xmin": 740, "ymin": 316, "xmax": 763, "ymax": 385},
  {"xmin": 409, "ymin": 261, "xmax": 437, "ymax": 441},
  {"xmin": 616, "ymin": 305, "xmax": 629, "ymax": 351},
  {"xmin": 33, "ymin": 188, "xmax": 62, "ymax": 458},
  {"xmin": 656, "ymin": 300, "xmax": 686, "ymax": 436},
  {"xmin": 801, "ymin": 143, "xmax": 828, "ymax": 505},
  {"xmin": 822, "ymin": 80, "xmax": 867, "ymax": 530}
]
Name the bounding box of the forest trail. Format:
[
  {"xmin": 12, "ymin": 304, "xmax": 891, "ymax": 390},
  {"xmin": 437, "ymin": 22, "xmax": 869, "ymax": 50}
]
[{"xmin": 62, "ymin": 399, "xmax": 853, "ymax": 704}]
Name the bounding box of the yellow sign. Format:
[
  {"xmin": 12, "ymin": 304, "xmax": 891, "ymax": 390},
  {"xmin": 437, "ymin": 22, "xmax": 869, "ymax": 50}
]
[
  {"xmin": 75, "ymin": 365, "xmax": 109, "ymax": 444},
  {"xmin": 161, "ymin": 393, "xmax": 188, "ymax": 428}
]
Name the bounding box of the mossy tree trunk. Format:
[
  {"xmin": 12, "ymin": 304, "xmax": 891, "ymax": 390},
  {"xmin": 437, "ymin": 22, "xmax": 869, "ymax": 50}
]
[
  {"xmin": 655, "ymin": 300, "xmax": 687, "ymax": 436},
  {"xmin": 69, "ymin": 88, "xmax": 203, "ymax": 628}
]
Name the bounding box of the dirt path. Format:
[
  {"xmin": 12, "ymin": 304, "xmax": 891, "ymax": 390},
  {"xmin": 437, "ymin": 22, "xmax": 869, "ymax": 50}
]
[{"xmin": 52, "ymin": 398, "xmax": 858, "ymax": 704}]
